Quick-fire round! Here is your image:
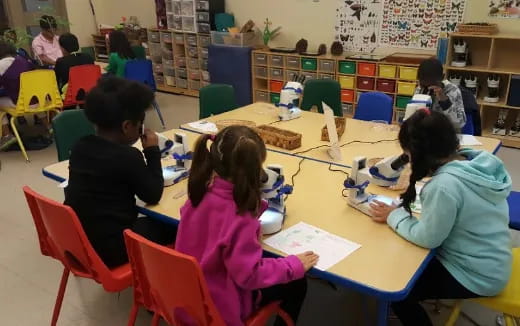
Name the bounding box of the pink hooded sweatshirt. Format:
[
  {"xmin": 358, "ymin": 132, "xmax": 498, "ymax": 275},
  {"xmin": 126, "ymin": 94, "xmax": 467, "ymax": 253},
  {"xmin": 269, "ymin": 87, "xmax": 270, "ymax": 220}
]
[{"xmin": 175, "ymin": 177, "xmax": 305, "ymax": 326}]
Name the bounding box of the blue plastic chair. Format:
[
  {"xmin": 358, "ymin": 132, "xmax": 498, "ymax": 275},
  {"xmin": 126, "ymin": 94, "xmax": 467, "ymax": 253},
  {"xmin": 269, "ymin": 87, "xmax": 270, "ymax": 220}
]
[
  {"xmin": 461, "ymin": 112, "xmax": 475, "ymax": 135},
  {"xmin": 354, "ymin": 92, "xmax": 394, "ymax": 124},
  {"xmin": 508, "ymin": 191, "xmax": 520, "ymax": 231},
  {"xmin": 124, "ymin": 60, "xmax": 165, "ymax": 129}
]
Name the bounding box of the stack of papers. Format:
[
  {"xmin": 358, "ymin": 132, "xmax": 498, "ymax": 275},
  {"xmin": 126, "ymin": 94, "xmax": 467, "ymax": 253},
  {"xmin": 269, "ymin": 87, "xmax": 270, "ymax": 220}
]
[
  {"xmin": 264, "ymin": 222, "xmax": 361, "ymax": 271},
  {"xmin": 458, "ymin": 134, "xmax": 482, "ymax": 146},
  {"xmin": 188, "ymin": 121, "xmax": 218, "ymax": 133}
]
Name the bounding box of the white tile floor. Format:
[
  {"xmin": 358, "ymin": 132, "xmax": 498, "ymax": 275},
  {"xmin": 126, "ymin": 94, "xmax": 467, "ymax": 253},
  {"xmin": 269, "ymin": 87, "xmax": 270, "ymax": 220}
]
[{"xmin": 0, "ymin": 92, "xmax": 518, "ymax": 326}]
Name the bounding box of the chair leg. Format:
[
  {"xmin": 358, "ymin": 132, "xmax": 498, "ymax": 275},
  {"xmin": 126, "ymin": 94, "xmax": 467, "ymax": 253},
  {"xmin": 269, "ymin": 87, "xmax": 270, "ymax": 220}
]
[
  {"xmin": 51, "ymin": 268, "xmax": 70, "ymax": 326},
  {"xmin": 152, "ymin": 100, "xmax": 166, "ymax": 129},
  {"xmin": 10, "ymin": 116, "xmax": 29, "ymax": 162},
  {"xmin": 127, "ymin": 303, "xmax": 139, "ymax": 326},
  {"xmin": 445, "ymin": 300, "xmax": 463, "ymax": 326},
  {"xmin": 151, "ymin": 313, "xmax": 161, "ymax": 326},
  {"xmin": 504, "ymin": 315, "xmax": 516, "ymax": 326}
]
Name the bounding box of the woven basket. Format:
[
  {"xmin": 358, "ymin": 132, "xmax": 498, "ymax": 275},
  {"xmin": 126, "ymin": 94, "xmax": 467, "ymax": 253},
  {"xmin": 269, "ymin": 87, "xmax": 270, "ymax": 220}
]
[
  {"xmin": 321, "ymin": 117, "xmax": 347, "ymax": 141},
  {"xmin": 255, "ymin": 125, "xmax": 302, "ymax": 150},
  {"xmin": 457, "ymin": 24, "xmax": 498, "ymax": 35},
  {"xmin": 215, "ymin": 119, "xmax": 256, "ymax": 130}
]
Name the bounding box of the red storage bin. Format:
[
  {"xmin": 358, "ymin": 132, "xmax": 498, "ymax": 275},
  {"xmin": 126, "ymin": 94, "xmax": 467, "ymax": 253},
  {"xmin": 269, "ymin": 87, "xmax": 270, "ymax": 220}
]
[
  {"xmin": 357, "ymin": 77, "xmax": 375, "ymax": 90},
  {"xmin": 270, "ymin": 80, "xmax": 284, "ymax": 93},
  {"xmin": 358, "ymin": 62, "xmax": 376, "ymax": 76},
  {"xmin": 376, "ymin": 79, "xmax": 396, "ymax": 93},
  {"xmin": 341, "ymin": 89, "xmax": 355, "ymax": 103}
]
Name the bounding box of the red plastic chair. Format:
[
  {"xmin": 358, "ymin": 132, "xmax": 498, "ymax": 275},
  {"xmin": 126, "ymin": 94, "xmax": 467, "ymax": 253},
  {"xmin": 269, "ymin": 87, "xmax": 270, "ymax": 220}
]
[
  {"xmin": 23, "ymin": 186, "xmax": 132, "ymax": 326},
  {"xmin": 123, "ymin": 230, "xmax": 294, "ymax": 326},
  {"xmin": 63, "ymin": 64, "xmax": 101, "ymax": 107}
]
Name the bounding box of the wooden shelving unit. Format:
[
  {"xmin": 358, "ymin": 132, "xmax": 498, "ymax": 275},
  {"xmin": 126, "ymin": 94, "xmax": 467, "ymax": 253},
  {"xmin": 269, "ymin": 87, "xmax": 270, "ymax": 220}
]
[
  {"xmin": 250, "ymin": 50, "xmax": 421, "ymax": 124},
  {"xmin": 148, "ymin": 28, "xmax": 211, "ymax": 97},
  {"xmin": 92, "ymin": 34, "xmax": 109, "ymax": 63},
  {"xmin": 445, "ymin": 32, "xmax": 520, "ymax": 148}
]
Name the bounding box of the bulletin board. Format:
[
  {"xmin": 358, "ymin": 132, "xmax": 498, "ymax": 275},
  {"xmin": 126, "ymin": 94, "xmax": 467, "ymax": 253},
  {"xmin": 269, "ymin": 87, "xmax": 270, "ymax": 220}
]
[{"xmin": 335, "ymin": 0, "xmax": 467, "ymax": 52}]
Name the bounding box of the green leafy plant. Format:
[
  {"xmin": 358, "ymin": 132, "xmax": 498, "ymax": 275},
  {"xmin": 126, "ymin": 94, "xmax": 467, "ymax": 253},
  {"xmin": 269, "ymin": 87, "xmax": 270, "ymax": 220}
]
[{"xmin": 260, "ymin": 18, "xmax": 281, "ymax": 46}]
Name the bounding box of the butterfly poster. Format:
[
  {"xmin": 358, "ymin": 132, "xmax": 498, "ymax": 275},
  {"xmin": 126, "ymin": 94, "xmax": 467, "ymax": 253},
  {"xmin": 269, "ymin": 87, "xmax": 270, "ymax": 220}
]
[
  {"xmin": 335, "ymin": 0, "xmax": 384, "ymax": 53},
  {"xmin": 489, "ymin": 0, "xmax": 520, "ymax": 18},
  {"xmin": 379, "ymin": 0, "xmax": 467, "ymax": 49}
]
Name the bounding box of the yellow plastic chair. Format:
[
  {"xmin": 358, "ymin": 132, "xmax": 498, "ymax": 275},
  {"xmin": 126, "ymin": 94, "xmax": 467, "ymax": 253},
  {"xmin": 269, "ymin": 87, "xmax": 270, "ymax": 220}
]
[
  {"xmin": 445, "ymin": 248, "xmax": 520, "ymax": 326},
  {"xmin": 0, "ymin": 70, "xmax": 63, "ymax": 161}
]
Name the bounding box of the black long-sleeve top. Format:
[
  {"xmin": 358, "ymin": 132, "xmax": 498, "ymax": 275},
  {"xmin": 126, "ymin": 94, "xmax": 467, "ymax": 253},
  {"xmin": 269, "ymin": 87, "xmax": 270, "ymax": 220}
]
[{"xmin": 64, "ymin": 135, "xmax": 163, "ymax": 244}]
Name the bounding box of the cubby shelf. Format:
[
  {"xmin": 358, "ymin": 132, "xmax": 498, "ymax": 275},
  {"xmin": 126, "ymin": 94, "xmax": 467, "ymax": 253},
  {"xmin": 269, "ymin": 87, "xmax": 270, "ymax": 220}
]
[{"xmin": 446, "ymin": 33, "xmax": 520, "ymax": 148}]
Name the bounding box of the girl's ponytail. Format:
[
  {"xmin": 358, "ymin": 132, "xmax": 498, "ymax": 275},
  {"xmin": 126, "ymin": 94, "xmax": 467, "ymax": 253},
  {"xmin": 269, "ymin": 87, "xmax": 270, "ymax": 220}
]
[{"xmin": 188, "ymin": 134, "xmax": 214, "ymax": 206}]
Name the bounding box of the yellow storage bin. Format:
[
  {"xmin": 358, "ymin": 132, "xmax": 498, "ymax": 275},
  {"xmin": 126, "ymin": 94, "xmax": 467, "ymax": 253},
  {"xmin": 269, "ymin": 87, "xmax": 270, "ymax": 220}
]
[
  {"xmin": 399, "ymin": 66, "xmax": 419, "ymax": 80},
  {"xmin": 379, "ymin": 65, "xmax": 396, "ymax": 78},
  {"xmin": 397, "ymin": 81, "xmax": 417, "ymax": 96},
  {"xmin": 339, "ymin": 76, "xmax": 355, "ymax": 89}
]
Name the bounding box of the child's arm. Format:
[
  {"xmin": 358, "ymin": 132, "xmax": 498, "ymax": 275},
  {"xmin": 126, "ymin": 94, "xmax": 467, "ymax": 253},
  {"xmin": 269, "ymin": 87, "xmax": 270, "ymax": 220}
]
[
  {"xmin": 223, "ymin": 218, "xmax": 305, "ymax": 290},
  {"xmin": 387, "ymin": 184, "xmax": 459, "ymax": 249},
  {"xmin": 439, "ymin": 84, "xmax": 466, "ymax": 128},
  {"xmin": 127, "ymin": 146, "xmax": 164, "ymax": 204}
]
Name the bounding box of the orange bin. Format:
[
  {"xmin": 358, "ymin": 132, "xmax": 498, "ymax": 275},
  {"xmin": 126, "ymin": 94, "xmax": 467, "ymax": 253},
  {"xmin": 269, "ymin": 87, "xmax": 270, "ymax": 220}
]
[
  {"xmin": 269, "ymin": 80, "xmax": 284, "ymax": 93},
  {"xmin": 341, "ymin": 89, "xmax": 355, "ymax": 103},
  {"xmin": 357, "ymin": 62, "xmax": 376, "ymax": 76}
]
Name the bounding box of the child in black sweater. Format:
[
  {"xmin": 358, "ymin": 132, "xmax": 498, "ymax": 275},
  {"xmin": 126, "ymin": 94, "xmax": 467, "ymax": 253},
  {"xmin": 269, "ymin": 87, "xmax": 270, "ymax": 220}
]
[{"xmin": 65, "ymin": 77, "xmax": 175, "ymax": 268}]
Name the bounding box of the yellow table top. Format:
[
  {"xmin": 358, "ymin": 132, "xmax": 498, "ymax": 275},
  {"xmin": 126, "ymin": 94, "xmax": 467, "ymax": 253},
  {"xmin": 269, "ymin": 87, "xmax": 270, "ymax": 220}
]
[
  {"xmin": 42, "ymin": 129, "xmax": 431, "ymax": 298},
  {"xmin": 181, "ymin": 103, "xmax": 501, "ymax": 166}
]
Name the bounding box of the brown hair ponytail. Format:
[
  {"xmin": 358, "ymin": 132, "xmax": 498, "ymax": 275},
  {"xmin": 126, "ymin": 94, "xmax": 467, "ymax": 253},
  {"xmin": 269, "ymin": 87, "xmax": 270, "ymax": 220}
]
[
  {"xmin": 188, "ymin": 134, "xmax": 214, "ymax": 206},
  {"xmin": 399, "ymin": 110, "xmax": 459, "ymax": 213}
]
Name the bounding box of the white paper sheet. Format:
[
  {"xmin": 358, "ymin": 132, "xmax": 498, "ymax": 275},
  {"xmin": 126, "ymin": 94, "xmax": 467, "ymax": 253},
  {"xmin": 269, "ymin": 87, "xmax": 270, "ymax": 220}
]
[
  {"xmin": 264, "ymin": 222, "xmax": 361, "ymax": 271},
  {"xmin": 458, "ymin": 134, "xmax": 482, "ymax": 146},
  {"xmin": 188, "ymin": 121, "xmax": 218, "ymax": 133}
]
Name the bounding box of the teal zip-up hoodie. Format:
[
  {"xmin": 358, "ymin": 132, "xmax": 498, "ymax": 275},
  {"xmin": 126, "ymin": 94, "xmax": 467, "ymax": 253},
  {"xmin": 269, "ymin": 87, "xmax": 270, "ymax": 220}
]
[{"xmin": 388, "ymin": 149, "xmax": 512, "ymax": 296}]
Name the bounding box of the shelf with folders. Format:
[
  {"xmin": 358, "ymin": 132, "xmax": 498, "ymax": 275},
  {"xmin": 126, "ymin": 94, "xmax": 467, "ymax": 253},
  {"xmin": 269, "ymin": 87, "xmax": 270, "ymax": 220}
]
[
  {"xmin": 445, "ymin": 32, "xmax": 520, "ymax": 148},
  {"xmin": 250, "ymin": 49, "xmax": 421, "ymax": 122},
  {"xmin": 148, "ymin": 28, "xmax": 212, "ymax": 97}
]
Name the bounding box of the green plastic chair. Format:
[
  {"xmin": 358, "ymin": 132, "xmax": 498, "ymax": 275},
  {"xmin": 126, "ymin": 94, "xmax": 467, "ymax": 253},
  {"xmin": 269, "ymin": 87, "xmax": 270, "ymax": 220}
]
[
  {"xmin": 132, "ymin": 46, "xmax": 147, "ymax": 60},
  {"xmin": 199, "ymin": 84, "xmax": 238, "ymax": 119},
  {"xmin": 301, "ymin": 79, "xmax": 343, "ymax": 117},
  {"xmin": 52, "ymin": 109, "xmax": 95, "ymax": 162}
]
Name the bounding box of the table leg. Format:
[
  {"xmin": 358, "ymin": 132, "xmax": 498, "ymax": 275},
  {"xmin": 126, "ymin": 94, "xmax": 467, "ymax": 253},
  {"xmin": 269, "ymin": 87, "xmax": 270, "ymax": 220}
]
[{"xmin": 377, "ymin": 300, "xmax": 389, "ymax": 326}]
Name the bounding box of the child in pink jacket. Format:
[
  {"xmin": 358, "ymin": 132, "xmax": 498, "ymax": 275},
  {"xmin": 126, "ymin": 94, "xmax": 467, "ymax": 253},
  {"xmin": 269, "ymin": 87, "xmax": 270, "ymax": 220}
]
[{"xmin": 175, "ymin": 126, "xmax": 318, "ymax": 326}]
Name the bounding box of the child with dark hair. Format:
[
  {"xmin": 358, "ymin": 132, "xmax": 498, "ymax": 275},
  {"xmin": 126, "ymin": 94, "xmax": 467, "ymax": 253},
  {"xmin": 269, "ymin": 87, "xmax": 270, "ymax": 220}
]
[
  {"xmin": 417, "ymin": 58, "xmax": 466, "ymax": 130},
  {"xmin": 0, "ymin": 40, "xmax": 33, "ymax": 150},
  {"xmin": 370, "ymin": 110, "xmax": 512, "ymax": 326},
  {"xmin": 64, "ymin": 77, "xmax": 175, "ymax": 268},
  {"xmin": 32, "ymin": 15, "xmax": 63, "ymax": 65},
  {"xmin": 54, "ymin": 33, "xmax": 94, "ymax": 91},
  {"xmin": 105, "ymin": 30, "xmax": 136, "ymax": 77},
  {"xmin": 175, "ymin": 126, "xmax": 318, "ymax": 326}
]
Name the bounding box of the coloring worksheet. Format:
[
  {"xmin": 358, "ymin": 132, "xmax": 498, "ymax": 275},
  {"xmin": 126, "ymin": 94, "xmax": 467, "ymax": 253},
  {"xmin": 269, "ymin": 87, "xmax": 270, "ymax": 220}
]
[
  {"xmin": 264, "ymin": 222, "xmax": 362, "ymax": 271},
  {"xmin": 335, "ymin": 0, "xmax": 383, "ymax": 53},
  {"xmin": 379, "ymin": 0, "xmax": 467, "ymax": 49}
]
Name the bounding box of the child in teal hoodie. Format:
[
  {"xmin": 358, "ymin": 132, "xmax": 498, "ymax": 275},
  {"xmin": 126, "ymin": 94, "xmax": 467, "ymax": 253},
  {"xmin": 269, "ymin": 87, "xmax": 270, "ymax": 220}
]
[{"xmin": 370, "ymin": 109, "xmax": 512, "ymax": 326}]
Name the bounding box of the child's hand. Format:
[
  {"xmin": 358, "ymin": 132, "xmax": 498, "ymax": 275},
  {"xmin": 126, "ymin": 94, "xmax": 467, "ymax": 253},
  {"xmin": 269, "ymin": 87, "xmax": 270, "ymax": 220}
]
[
  {"xmin": 370, "ymin": 200, "xmax": 398, "ymax": 223},
  {"xmin": 141, "ymin": 128, "xmax": 159, "ymax": 149},
  {"xmin": 428, "ymin": 85, "xmax": 448, "ymax": 101},
  {"xmin": 296, "ymin": 251, "xmax": 319, "ymax": 271}
]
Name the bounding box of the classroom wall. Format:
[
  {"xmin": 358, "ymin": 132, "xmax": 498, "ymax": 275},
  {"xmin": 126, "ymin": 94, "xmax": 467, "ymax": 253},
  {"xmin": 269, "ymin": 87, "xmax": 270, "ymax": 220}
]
[{"xmin": 65, "ymin": 0, "xmax": 157, "ymax": 46}]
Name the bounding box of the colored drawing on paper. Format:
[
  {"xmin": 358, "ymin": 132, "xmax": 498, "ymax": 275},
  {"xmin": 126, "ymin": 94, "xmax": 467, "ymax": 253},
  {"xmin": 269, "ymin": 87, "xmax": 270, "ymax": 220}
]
[
  {"xmin": 379, "ymin": 0, "xmax": 467, "ymax": 49},
  {"xmin": 335, "ymin": 0, "xmax": 383, "ymax": 53}
]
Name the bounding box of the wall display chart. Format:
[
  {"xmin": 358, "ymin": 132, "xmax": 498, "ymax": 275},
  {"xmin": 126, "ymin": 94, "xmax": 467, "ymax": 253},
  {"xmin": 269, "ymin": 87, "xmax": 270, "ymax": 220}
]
[
  {"xmin": 489, "ymin": 0, "xmax": 520, "ymax": 18},
  {"xmin": 335, "ymin": 0, "xmax": 467, "ymax": 52}
]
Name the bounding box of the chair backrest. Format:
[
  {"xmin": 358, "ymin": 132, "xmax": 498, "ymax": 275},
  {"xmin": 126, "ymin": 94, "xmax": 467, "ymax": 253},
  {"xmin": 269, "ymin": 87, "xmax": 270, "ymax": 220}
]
[
  {"xmin": 124, "ymin": 230, "xmax": 226, "ymax": 326},
  {"xmin": 52, "ymin": 109, "xmax": 96, "ymax": 161},
  {"xmin": 461, "ymin": 112, "xmax": 475, "ymax": 135},
  {"xmin": 354, "ymin": 92, "xmax": 394, "ymax": 123},
  {"xmin": 63, "ymin": 64, "xmax": 102, "ymax": 107},
  {"xmin": 199, "ymin": 84, "xmax": 237, "ymax": 119},
  {"xmin": 300, "ymin": 79, "xmax": 343, "ymax": 117},
  {"xmin": 124, "ymin": 59, "xmax": 156, "ymax": 91},
  {"xmin": 508, "ymin": 191, "xmax": 520, "ymax": 231},
  {"xmin": 15, "ymin": 70, "xmax": 63, "ymax": 115},
  {"xmin": 23, "ymin": 186, "xmax": 115, "ymax": 285}
]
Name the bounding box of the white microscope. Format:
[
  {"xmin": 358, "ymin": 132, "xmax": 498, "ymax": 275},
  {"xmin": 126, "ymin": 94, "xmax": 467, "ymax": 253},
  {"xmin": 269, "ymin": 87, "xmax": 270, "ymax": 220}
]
[
  {"xmin": 275, "ymin": 76, "xmax": 305, "ymax": 121},
  {"xmin": 404, "ymin": 94, "xmax": 432, "ymax": 120},
  {"xmin": 157, "ymin": 133, "xmax": 192, "ymax": 187},
  {"xmin": 259, "ymin": 164, "xmax": 294, "ymax": 235},
  {"xmin": 343, "ymin": 155, "xmax": 408, "ymax": 217}
]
